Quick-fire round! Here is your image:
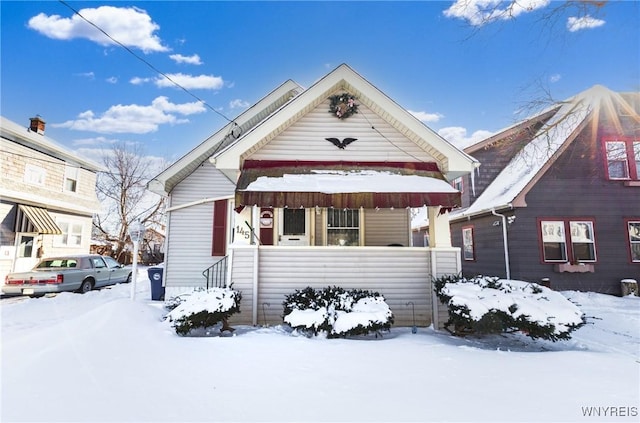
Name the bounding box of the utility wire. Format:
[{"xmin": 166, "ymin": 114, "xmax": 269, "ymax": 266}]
[{"xmin": 57, "ymin": 0, "xmax": 234, "ymax": 124}]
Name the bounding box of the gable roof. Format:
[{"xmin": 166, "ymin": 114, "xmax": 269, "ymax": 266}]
[
  {"xmin": 213, "ymin": 64, "xmax": 478, "ymax": 179},
  {"xmin": 148, "ymin": 80, "xmax": 303, "ymax": 195},
  {"xmin": 1, "ymin": 115, "xmax": 104, "ymax": 172},
  {"xmin": 453, "ymin": 85, "xmax": 640, "ymax": 219}
]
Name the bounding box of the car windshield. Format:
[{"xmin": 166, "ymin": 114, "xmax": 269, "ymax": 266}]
[{"xmin": 36, "ymin": 259, "xmax": 78, "ymax": 269}]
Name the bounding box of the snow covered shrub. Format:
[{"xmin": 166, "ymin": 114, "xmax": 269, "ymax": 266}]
[
  {"xmin": 433, "ymin": 275, "xmax": 586, "ymax": 341},
  {"xmin": 165, "ymin": 287, "xmax": 242, "ymax": 336},
  {"xmin": 283, "ymin": 286, "xmax": 394, "ymax": 338}
]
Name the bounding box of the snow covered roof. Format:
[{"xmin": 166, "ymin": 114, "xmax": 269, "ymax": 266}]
[
  {"xmin": 452, "ymin": 85, "xmax": 638, "ymax": 219},
  {"xmin": 236, "ymin": 160, "xmax": 460, "ymax": 209}
]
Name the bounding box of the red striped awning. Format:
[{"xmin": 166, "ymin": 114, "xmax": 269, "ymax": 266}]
[{"xmin": 235, "ymin": 160, "xmax": 461, "ymax": 209}]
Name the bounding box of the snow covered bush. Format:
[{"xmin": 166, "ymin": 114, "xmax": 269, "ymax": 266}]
[
  {"xmin": 165, "ymin": 287, "xmax": 242, "ymax": 336},
  {"xmin": 283, "ymin": 286, "xmax": 394, "ymax": 338},
  {"xmin": 433, "ymin": 275, "xmax": 586, "ymax": 341}
]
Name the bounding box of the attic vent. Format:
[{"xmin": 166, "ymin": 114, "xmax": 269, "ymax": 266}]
[{"xmin": 29, "ymin": 116, "xmax": 46, "ymax": 135}]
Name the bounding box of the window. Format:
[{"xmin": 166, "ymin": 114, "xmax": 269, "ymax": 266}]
[
  {"xmin": 452, "ymin": 177, "xmax": 463, "ymax": 193},
  {"xmin": 604, "ymin": 138, "xmax": 639, "ymax": 180},
  {"xmin": 17, "ymin": 235, "xmax": 35, "ymax": 258},
  {"xmin": 64, "ymin": 166, "xmax": 78, "ymax": 192},
  {"xmin": 24, "ymin": 164, "xmax": 46, "ymax": 185},
  {"xmin": 628, "ymin": 221, "xmax": 640, "ymax": 263},
  {"xmin": 540, "ymin": 219, "xmax": 596, "ymax": 263},
  {"xmin": 462, "ymin": 226, "xmax": 475, "ymax": 261},
  {"xmin": 54, "ymin": 221, "xmax": 83, "ymax": 247},
  {"xmin": 327, "ymin": 209, "xmax": 360, "ymax": 246}
]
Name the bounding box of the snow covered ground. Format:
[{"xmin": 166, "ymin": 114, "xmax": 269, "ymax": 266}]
[{"xmin": 1, "ymin": 269, "xmax": 638, "ymax": 422}]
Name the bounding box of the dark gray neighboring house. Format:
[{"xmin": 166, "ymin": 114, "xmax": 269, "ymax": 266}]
[{"xmin": 446, "ymin": 85, "xmax": 639, "ymax": 295}]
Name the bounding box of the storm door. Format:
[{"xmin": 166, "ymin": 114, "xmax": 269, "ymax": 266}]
[{"xmin": 278, "ymin": 209, "xmax": 309, "ymax": 245}]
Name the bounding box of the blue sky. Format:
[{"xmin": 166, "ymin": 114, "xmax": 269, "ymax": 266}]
[{"xmin": 1, "ymin": 1, "xmax": 638, "ymax": 166}]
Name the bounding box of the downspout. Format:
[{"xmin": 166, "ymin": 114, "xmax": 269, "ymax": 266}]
[{"xmin": 491, "ymin": 208, "xmax": 511, "ymax": 280}]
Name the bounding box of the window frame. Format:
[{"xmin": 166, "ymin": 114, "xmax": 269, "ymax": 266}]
[
  {"xmin": 602, "ymin": 136, "xmax": 639, "ymax": 181},
  {"xmin": 461, "ymin": 225, "xmax": 475, "ymax": 261},
  {"xmin": 325, "ymin": 208, "xmax": 362, "ymax": 246},
  {"xmin": 452, "ymin": 177, "xmax": 464, "ymax": 193},
  {"xmin": 539, "ymin": 218, "xmax": 597, "ymax": 264},
  {"xmin": 64, "ymin": 166, "xmax": 79, "ymax": 193},
  {"xmin": 626, "ymin": 219, "xmax": 640, "ymax": 263},
  {"xmin": 24, "ymin": 164, "xmax": 46, "ymax": 186},
  {"xmin": 53, "ymin": 219, "xmax": 84, "ymax": 248}
]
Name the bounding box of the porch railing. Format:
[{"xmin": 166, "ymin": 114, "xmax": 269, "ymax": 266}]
[{"xmin": 202, "ymin": 256, "xmax": 228, "ymax": 288}]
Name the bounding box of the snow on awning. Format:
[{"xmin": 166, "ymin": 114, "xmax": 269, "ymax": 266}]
[{"xmin": 235, "ymin": 160, "xmax": 461, "ymax": 209}]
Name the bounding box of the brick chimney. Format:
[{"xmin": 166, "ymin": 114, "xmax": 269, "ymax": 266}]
[{"xmin": 29, "ymin": 115, "xmax": 46, "ymax": 135}]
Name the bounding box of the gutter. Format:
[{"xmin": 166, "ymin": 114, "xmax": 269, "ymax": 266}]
[
  {"xmin": 166, "ymin": 195, "xmax": 234, "ymax": 212},
  {"xmin": 491, "ymin": 208, "xmax": 511, "ymax": 280}
]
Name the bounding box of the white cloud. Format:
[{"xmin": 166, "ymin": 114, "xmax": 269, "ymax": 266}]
[
  {"xmin": 52, "ymin": 96, "xmax": 206, "ymax": 134},
  {"xmin": 106, "ymin": 76, "xmax": 118, "ymax": 84},
  {"xmin": 438, "ymin": 126, "xmax": 493, "ymax": 149},
  {"xmin": 567, "ymin": 15, "xmax": 605, "ymax": 32},
  {"xmin": 549, "ymin": 74, "xmax": 561, "ymax": 83},
  {"xmin": 443, "ymin": 0, "xmax": 550, "ymax": 26},
  {"xmin": 28, "ymin": 6, "xmax": 168, "ymax": 53},
  {"xmin": 229, "ymin": 99, "xmax": 250, "ymax": 109},
  {"xmin": 154, "ymin": 73, "xmax": 224, "ymax": 90},
  {"xmin": 75, "ymin": 71, "xmax": 95, "ymax": 79},
  {"xmin": 130, "ymin": 76, "xmax": 151, "ymax": 85},
  {"xmin": 408, "ymin": 110, "xmax": 444, "ymax": 123},
  {"xmin": 169, "ymin": 53, "xmax": 202, "ymax": 65}
]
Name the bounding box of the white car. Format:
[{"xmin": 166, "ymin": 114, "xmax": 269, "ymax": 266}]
[{"xmin": 3, "ymin": 255, "xmax": 131, "ymax": 296}]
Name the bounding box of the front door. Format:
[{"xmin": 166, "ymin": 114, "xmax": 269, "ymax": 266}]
[
  {"xmin": 13, "ymin": 233, "xmax": 39, "ymax": 272},
  {"xmin": 278, "ymin": 209, "xmax": 309, "ymax": 246}
]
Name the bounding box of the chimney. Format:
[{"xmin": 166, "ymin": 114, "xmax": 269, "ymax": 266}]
[{"xmin": 29, "ymin": 115, "xmax": 46, "ymax": 135}]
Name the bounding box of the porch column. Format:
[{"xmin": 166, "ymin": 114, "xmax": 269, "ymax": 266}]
[{"xmin": 428, "ymin": 206, "xmax": 451, "ymax": 247}]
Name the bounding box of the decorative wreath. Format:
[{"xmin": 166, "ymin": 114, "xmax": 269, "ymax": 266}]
[{"xmin": 328, "ymin": 93, "xmax": 359, "ymax": 119}]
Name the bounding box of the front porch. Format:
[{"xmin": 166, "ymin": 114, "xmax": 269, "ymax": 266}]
[{"xmin": 221, "ymin": 245, "xmax": 458, "ymax": 328}]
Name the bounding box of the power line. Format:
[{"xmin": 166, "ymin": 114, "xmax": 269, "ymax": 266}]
[{"xmin": 57, "ymin": 0, "xmax": 234, "ymax": 124}]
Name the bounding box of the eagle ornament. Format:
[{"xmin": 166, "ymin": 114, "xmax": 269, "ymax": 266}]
[{"xmin": 328, "ymin": 93, "xmax": 358, "ymax": 119}]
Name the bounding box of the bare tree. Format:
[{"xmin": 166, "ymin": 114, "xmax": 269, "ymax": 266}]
[{"xmin": 93, "ymin": 143, "xmax": 166, "ymax": 263}]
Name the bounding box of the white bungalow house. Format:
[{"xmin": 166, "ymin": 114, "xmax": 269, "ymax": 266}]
[{"xmin": 149, "ymin": 64, "xmax": 478, "ymax": 327}]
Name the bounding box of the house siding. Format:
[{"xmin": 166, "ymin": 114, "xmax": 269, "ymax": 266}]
[
  {"xmin": 228, "ymin": 246, "xmax": 434, "ymax": 327},
  {"xmin": 164, "ymin": 163, "xmax": 236, "ymax": 289},
  {"xmin": 248, "ymin": 99, "xmax": 437, "ymax": 163}
]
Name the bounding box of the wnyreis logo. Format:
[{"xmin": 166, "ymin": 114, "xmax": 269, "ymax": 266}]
[{"xmin": 581, "ymin": 406, "xmax": 638, "ymax": 418}]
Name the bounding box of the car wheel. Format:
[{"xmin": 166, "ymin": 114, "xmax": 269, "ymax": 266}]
[
  {"xmin": 78, "ymin": 279, "xmax": 93, "ymax": 294},
  {"xmin": 125, "ymin": 273, "xmax": 132, "ymax": 283}
]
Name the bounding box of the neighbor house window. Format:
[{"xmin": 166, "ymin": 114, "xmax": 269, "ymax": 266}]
[
  {"xmin": 462, "ymin": 226, "xmax": 475, "ymax": 261},
  {"xmin": 604, "ymin": 138, "xmax": 639, "ymax": 180},
  {"xmin": 64, "ymin": 166, "xmax": 78, "ymax": 192},
  {"xmin": 628, "ymin": 220, "xmax": 640, "ymax": 262},
  {"xmin": 327, "ymin": 209, "xmax": 360, "ymax": 246},
  {"xmin": 540, "ymin": 219, "xmax": 596, "ymax": 263},
  {"xmin": 24, "ymin": 164, "xmax": 46, "ymax": 186},
  {"xmin": 452, "ymin": 177, "xmax": 463, "ymax": 192},
  {"xmin": 54, "ymin": 220, "xmax": 83, "ymax": 247}
]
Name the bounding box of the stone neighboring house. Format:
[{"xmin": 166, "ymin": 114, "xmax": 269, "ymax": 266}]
[
  {"xmin": 443, "ymin": 86, "xmax": 639, "ymax": 295},
  {"xmin": 149, "ymin": 64, "xmax": 478, "ymax": 327},
  {"xmin": 1, "ymin": 115, "xmax": 104, "ymax": 284}
]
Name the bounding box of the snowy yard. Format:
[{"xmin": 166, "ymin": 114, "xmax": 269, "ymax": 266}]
[{"xmin": 1, "ymin": 269, "xmax": 638, "ymax": 422}]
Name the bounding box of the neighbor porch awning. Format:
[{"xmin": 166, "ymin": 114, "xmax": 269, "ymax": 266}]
[
  {"xmin": 235, "ymin": 160, "xmax": 461, "ymax": 209},
  {"xmin": 15, "ymin": 205, "xmax": 62, "ymax": 234}
]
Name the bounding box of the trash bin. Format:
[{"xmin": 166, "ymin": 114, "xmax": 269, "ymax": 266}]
[
  {"xmin": 621, "ymin": 279, "xmax": 638, "ymax": 296},
  {"xmin": 147, "ymin": 267, "xmax": 165, "ymax": 301}
]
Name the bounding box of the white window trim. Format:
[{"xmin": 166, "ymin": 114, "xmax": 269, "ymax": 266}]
[
  {"xmin": 54, "ymin": 219, "xmax": 85, "ymax": 248},
  {"xmin": 324, "ymin": 208, "xmax": 363, "ymax": 246},
  {"xmin": 24, "ymin": 164, "xmax": 46, "ymax": 186}
]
